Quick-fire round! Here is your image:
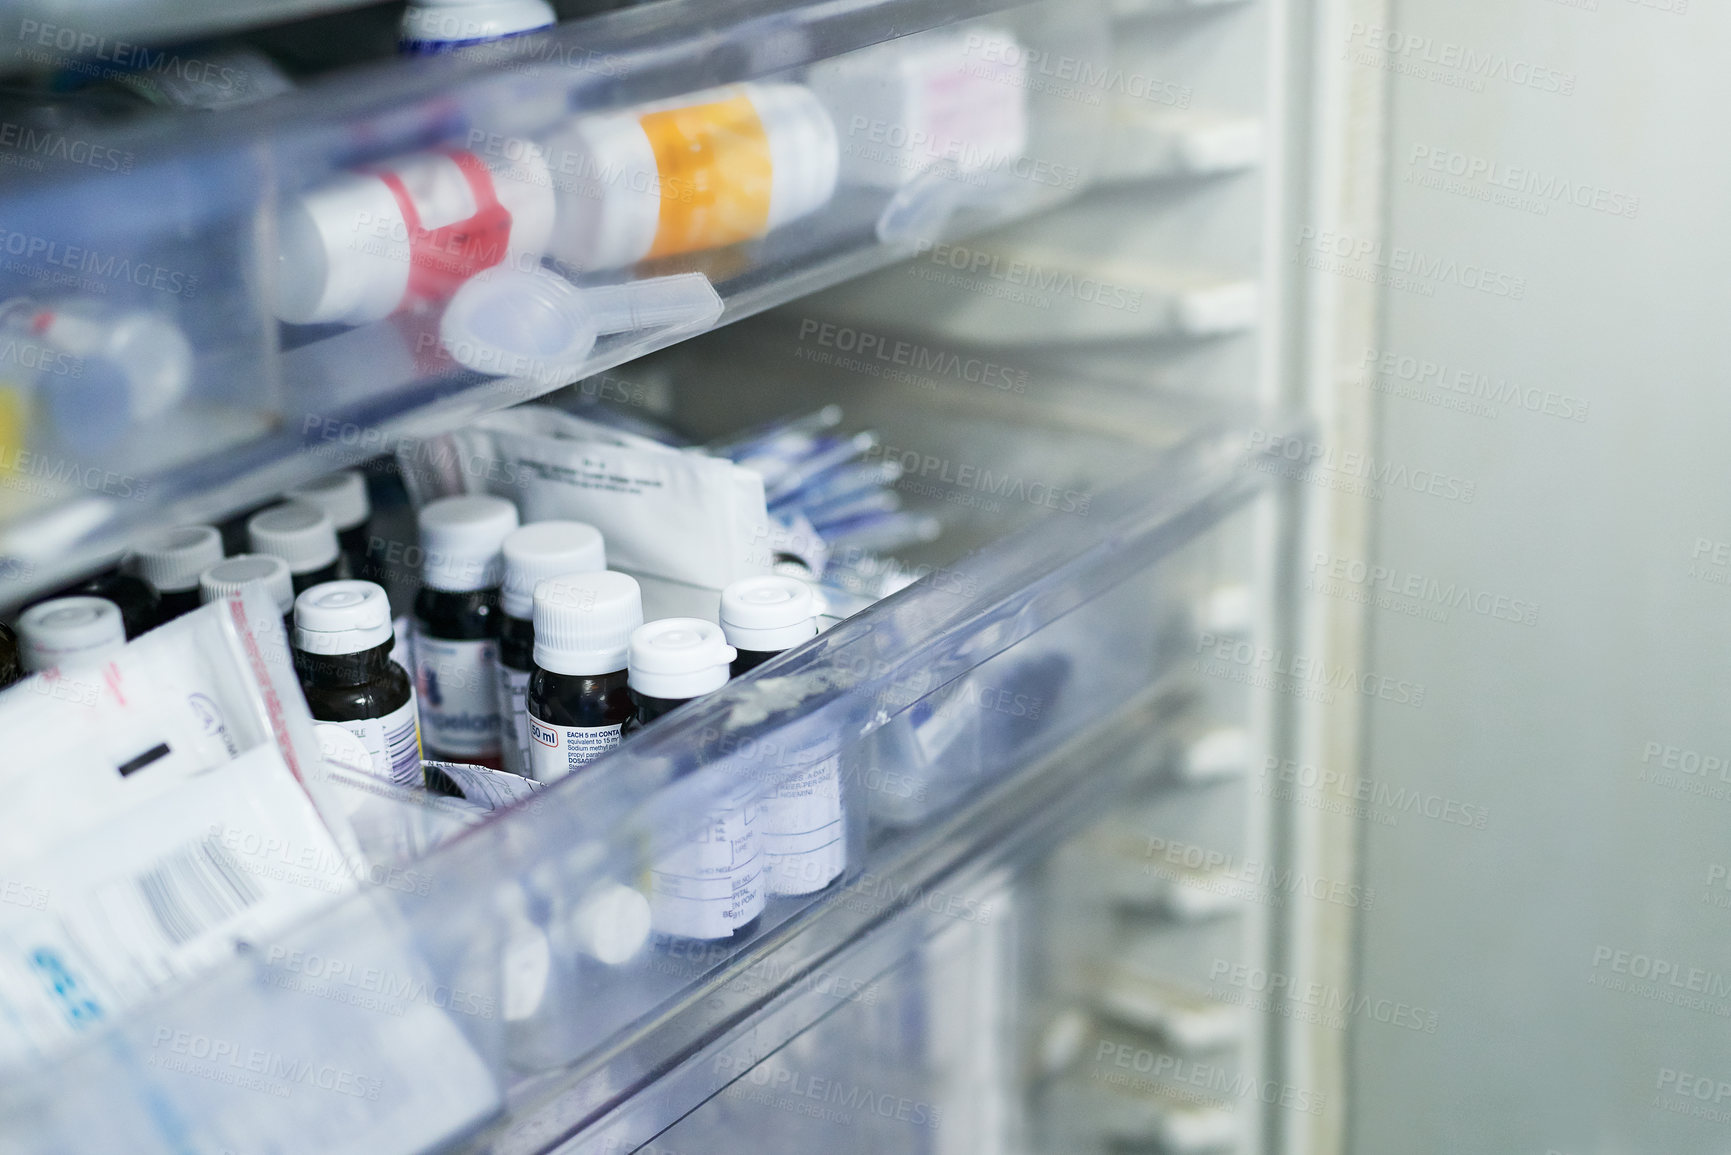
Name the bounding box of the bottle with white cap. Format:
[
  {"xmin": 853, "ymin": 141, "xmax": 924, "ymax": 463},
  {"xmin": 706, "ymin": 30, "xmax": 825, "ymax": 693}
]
[
  {"xmin": 525, "ymin": 571, "xmax": 640, "ymax": 782},
  {"xmin": 414, "ymin": 495, "xmax": 520, "ymax": 767},
  {"xmin": 399, "ymin": 0, "xmax": 554, "ymax": 53},
  {"xmin": 293, "ymin": 580, "xmax": 423, "ymax": 788},
  {"xmin": 17, "ymin": 597, "xmax": 126, "ymax": 672},
  {"xmin": 540, "ymin": 83, "xmax": 838, "ymax": 272},
  {"xmin": 248, "ymin": 503, "xmax": 343, "ymax": 595},
  {"xmin": 286, "ymin": 470, "xmax": 380, "ymax": 586},
  {"xmin": 128, "ymin": 524, "xmax": 225, "ymax": 623},
  {"xmin": 200, "ymin": 554, "xmax": 298, "ymax": 639},
  {"xmin": 496, "ymin": 521, "xmax": 606, "ymax": 778},
  {"xmin": 625, "ymin": 617, "xmax": 766, "ymax": 941},
  {"xmin": 719, "ymin": 575, "xmax": 843, "ymax": 896}
]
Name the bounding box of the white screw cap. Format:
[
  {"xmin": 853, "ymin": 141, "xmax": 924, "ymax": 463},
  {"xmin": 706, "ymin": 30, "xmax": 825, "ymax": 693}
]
[
  {"xmin": 417, "ymin": 495, "xmax": 520, "ymax": 592},
  {"xmin": 719, "ymin": 575, "xmax": 819, "ymax": 655},
  {"xmin": 248, "ymin": 502, "xmax": 340, "ymax": 575},
  {"xmin": 129, "ymin": 525, "xmax": 223, "ymax": 593},
  {"xmin": 502, "ymin": 521, "xmax": 606, "ymax": 619},
  {"xmin": 200, "ymin": 554, "xmax": 295, "ymax": 616},
  {"xmin": 18, "ymin": 597, "xmax": 125, "ymax": 671},
  {"xmin": 627, "ymin": 618, "xmax": 735, "ymax": 701},
  {"xmin": 287, "ymin": 470, "xmax": 371, "ymax": 532},
  {"xmin": 294, "ymin": 580, "xmax": 395, "ymax": 656},
  {"xmin": 532, "ymin": 571, "xmax": 641, "ymax": 676}
]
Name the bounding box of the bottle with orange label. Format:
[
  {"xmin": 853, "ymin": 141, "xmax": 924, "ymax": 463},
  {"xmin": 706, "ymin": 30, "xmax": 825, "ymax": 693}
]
[{"xmin": 541, "ymin": 83, "xmax": 839, "ymax": 271}]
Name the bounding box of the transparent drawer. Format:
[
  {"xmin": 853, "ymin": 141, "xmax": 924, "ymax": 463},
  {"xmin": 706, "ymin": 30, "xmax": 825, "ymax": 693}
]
[
  {"xmin": 0, "ymin": 328, "xmax": 1297, "ymax": 1153},
  {"xmin": 0, "ymin": 0, "xmax": 1121, "ymax": 602}
]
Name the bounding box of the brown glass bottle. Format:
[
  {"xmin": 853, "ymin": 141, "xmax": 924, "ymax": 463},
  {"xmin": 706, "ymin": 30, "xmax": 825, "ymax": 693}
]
[
  {"xmin": 0, "ymin": 622, "xmax": 21, "ymax": 689},
  {"xmin": 295, "ymin": 580, "xmax": 422, "ymax": 787},
  {"xmin": 50, "ymin": 572, "xmax": 160, "ymax": 639}
]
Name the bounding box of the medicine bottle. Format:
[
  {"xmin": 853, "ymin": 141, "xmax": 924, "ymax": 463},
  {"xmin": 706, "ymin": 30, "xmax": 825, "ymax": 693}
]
[
  {"xmin": 54, "ymin": 572, "xmax": 159, "ymax": 639},
  {"xmin": 525, "ymin": 571, "xmax": 640, "ymax": 782},
  {"xmin": 629, "ymin": 618, "xmax": 764, "ymax": 942},
  {"xmin": 200, "ymin": 554, "xmax": 298, "ymax": 639},
  {"xmin": 287, "ymin": 470, "xmax": 382, "ymax": 586},
  {"xmin": 542, "ymin": 83, "xmax": 838, "ymax": 272},
  {"xmin": 129, "ymin": 525, "xmax": 224, "ymax": 623},
  {"xmin": 17, "ymin": 597, "xmax": 126, "ymax": 671},
  {"xmin": 0, "ymin": 622, "xmax": 21, "ymax": 689},
  {"xmin": 248, "ymin": 503, "xmax": 343, "ymax": 595},
  {"xmin": 497, "ymin": 521, "xmax": 606, "ymax": 778},
  {"xmin": 719, "ymin": 576, "xmax": 842, "ymax": 896},
  {"xmin": 413, "ymin": 495, "xmax": 519, "ymax": 767},
  {"xmin": 293, "ymin": 581, "xmax": 423, "ymax": 788}
]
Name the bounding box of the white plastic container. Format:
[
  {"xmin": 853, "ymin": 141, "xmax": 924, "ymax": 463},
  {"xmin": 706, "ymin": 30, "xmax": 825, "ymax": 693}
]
[
  {"xmin": 400, "ymin": 0, "xmax": 555, "ymax": 54},
  {"xmin": 275, "ymin": 143, "xmax": 556, "ymax": 326},
  {"xmin": 806, "ymin": 27, "xmax": 1028, "ymax": 189},
  {"xmin": 539, "ymin": 83, "xmax": 839, "ymax": 271},
  {"xmin": 17, "ymin": 597, "xmax": 125, "ymax": 671}
]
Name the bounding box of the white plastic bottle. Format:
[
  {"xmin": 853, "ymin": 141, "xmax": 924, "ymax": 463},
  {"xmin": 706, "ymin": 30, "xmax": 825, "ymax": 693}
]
[
  {"xmin": 541, "ymin": 83, "xmax": 839, "ymax": 271},
  {"xmin": 496, "ymin": 521, "xmax": 607, "ymax": 778},
  {"xmin": 17, "ymin": 597, "xmax": 126, "ymax": 671},
  {"xmin": 720, "ymin": 576, "xmax": 842, "ymax": 894},
  {"xmin": 274, "ymin": 141, "xmax": 555, "ymax": 326},
  {"xmin": 413, "ymin": 495, "xmax": 520, "ymax": 767},
  {"xmin": 628, "ymin": 618, "xmax": 766, "ymax": 942},
  {"xmin": 400, "ymin": 0, "xmax": 555, "ymax": 54},
  {"xmin": 806, "ymin": 26, "xmax": 1029, "ymax": 189}
]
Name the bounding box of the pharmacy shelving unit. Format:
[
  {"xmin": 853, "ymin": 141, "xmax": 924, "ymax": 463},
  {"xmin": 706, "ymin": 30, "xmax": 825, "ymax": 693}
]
[{"xmin": 0, "ymin": 0, "xmax": 1334, "ymax": 1152}]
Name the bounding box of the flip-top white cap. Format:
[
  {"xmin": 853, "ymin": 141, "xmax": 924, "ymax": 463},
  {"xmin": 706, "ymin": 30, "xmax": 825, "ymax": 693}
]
[
  {"xmin": 248, "ymin": 502, "xmax": 340, "ymax": 575},
  {"xmin": 502, "ymin": 521, "xmax": 606, "ymax": 619},
  {"xmin": 18, "ymin": 597, "xmax": 125, "ymax": 671},
  {"xmin": 294, "ymin": 580, "xmax": 395, "ymax": 655},
  {"xmin": 287, "ymin": 470, "xmax": 371, "ymax": 532},
  {"xmin": 720, "ymin": 575, "xmax": 819, "ymax": 654},
  {"xmin": 628, "ymin": 618, "xmax": 735, "ymax": 701},
  {"xmin": 200, "ymin": 554, "xmax": 296, "ymax": 617},
  {"xmin": 418, "ymin": 495, "xmax": 520, "ymax": 592},
  {"xmin": 129, "ymin": 524, "xmax": 224, "ymax": 593},
  {"xmin": 532, "ymin": 571, "xmax": 641, "ymax": 676}
]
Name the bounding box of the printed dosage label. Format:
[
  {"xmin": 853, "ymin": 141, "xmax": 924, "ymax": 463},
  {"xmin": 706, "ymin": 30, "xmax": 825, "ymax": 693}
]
[
  {"xmin": 527, "ymin": 716, "xmax": 621, "ymax": 782},
  {"xmin": 413, "ymin": 633, "xmax": 501, "ymax": 758},
  {"xmin": 762, "ymin": 754, "xmax": 844, "ymax": 896},
  {"xmin": 651, "ymin": 799, "xmax": 764, "ymax": 940},
  {"xmin": 641, "ymin": 92, "xmax": 773, "ymax": 259},
  {"xmin": 332, "ymin": 695, "xmax": 423, "ymax": 788},
  {"xmin": 496, "ymin": 664, "xmax": 533, "ymax": 777}
]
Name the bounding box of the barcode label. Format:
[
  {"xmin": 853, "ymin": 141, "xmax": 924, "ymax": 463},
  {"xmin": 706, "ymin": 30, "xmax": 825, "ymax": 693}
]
[
  {"xmin": 384, "ymin": 695, "xmax": 423, "ymax": 788},
  {"xmin": 136, "ymin": 837, "xmax": 262, "ymax": 947}
]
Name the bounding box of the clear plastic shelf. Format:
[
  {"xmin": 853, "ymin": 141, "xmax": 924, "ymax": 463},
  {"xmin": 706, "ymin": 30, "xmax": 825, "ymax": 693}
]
[
  {"xmin": 0, "ymin": 0, "xmax": 1117, "ymax": 605},
  {"xmin": 0, "ymin": 351, "xmax": 1304, "ymax": 1152}
]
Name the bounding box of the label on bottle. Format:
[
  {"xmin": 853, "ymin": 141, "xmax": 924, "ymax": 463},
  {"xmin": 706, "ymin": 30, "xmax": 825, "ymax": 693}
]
[
  {"xmin": 413, "ymin": 632, "xmax": 501, "ymax": 759},
  {"xmin": 496, "ymin": 662, "xmax": 533, "ymax": 777},
  {"xmin": 330, "ymin": 695, "xmax": 424, "ymax": 788},
  {"xmin": 762, "ymin": 752, "xmax": 845, "ymax": 896},
  {"xmin": 526, "ymin": 714, "xmax": 621, "ymax": 782},
  {"xmin": 641, "ymin": 93, "xmax": 773, "ymax": 259},
  {"xmin": 651, "ymin": 796, "xmax": 764, "ymax": 940}
]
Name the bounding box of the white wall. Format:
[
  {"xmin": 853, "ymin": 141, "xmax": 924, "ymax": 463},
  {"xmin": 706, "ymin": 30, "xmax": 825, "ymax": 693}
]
[{"xmin": 1344, "ymin": 2, "xmax": 1731, "ymax": 1152}]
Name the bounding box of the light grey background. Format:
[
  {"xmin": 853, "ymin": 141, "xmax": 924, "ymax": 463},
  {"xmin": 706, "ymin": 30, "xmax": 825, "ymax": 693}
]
[{"xmin": 1350, "ymin": 3, "xmax": 1731, "ymax": 1153}]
